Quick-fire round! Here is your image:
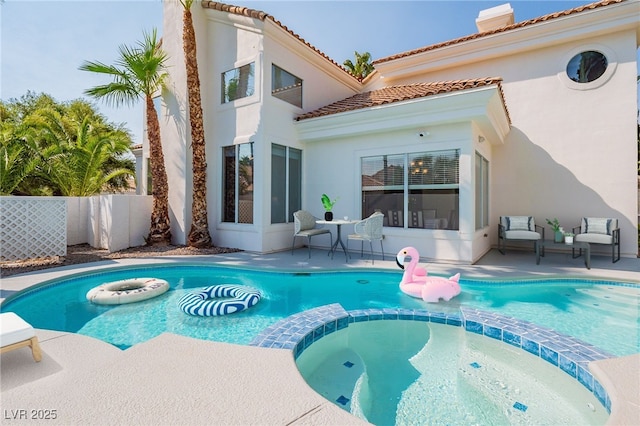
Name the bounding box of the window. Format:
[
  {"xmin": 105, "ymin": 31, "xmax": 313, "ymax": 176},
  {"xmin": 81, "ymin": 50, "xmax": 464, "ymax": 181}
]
[
  {"xmin": 475, "ymin": 152, "xmax": 489, "ymax": 230},
  {"xmin": 271, "ymin": 144, "xmax": 302, "ymax": 223},
  {"xmin": 222, "ymin": 63, "xmax": 255, "ymax": 103},
  {"xmin": 361, "ymin": 149, "xmax": 459, "ymax": 230},
  {"xmin": 222, "ymin": 143, "xmax": 253, "ymax": 223},
  {"xmin": 566, "ymin": 51, "xmax": 607, "ymax": 83},
  {"xmin": 272, "ymin": 65, "xmax": 302, "ymax": 108}
]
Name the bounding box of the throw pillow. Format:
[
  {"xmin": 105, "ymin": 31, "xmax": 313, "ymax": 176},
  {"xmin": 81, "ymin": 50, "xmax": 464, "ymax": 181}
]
[
  {"xmin": 584, "ymin": 218, "xmax": 611, "ymax": 235},
  {"xmin": 506, "ymin": 216, "xmax": 532, "ymax": 231}
]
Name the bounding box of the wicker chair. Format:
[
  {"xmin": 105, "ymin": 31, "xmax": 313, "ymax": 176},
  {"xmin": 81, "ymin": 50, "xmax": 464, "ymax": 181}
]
[
  {"xmin": 347, "ymin": 212, "xmax": 385, "ymax": 264},
  {"xmin": 291, "ymin": 210, "xmax": 333, "ymax": 258}
]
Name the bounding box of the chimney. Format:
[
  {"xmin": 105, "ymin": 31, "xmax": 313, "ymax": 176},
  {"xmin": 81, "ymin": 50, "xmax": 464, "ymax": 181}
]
[{"xmin": 475, "ymin": 3, "xmax": 514, "ymax": 33}]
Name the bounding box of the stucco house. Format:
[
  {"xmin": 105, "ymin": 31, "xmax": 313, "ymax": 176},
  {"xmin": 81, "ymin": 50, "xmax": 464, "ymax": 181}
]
[{"xmin": 149, "ymin": 0, "xmax": 639, "ymax": 262}]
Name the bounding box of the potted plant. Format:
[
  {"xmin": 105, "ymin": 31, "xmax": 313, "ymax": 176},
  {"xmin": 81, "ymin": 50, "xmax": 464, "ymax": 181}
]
[
  {"xmin": 546, "ymin": 218, "xmax": 564, "ymax": 243},
  {"xmin": 564, "ymin": 232, "xmax": 574, "ymax": 245},
  {"xmin": 321, "ymin": 194, "xmax": 337, "ymax": 221}
]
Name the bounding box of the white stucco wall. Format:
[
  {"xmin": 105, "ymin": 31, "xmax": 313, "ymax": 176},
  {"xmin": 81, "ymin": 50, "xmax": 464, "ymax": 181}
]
[
  {"xmin": 370, "ymin": 21, "xmax": 638, "ymax": 258},
  {"xmin": 162, "ymin": 2, "xmax": 361, "ymax": 253},
  {"xmin": 303, "ymin": 125, "xmax": 475, "ymax": 261},
  {"xmin": 158, "ymin": 1, "xmax": 638, "ymax": 261}
]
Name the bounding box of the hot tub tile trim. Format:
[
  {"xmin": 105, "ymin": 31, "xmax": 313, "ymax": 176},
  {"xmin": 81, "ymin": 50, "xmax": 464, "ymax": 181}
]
[{"xmin": 249, "ymin": 303, "xmax": 614, "ymax": 413}]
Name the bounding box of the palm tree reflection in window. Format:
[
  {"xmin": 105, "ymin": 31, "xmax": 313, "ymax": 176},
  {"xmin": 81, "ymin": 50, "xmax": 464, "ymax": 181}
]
[{"xmin": 566, "ymin": 51, "xmax": 607, "ymax": 83}]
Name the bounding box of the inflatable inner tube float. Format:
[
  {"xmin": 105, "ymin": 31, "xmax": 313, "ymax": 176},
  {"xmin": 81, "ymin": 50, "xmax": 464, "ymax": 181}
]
[
  {"xmin": 179, "ymin": 285, "xmax": 261, "ymax": 316},
  {"xmin": 86, "ymin": 278, "xmax": 169, "ymax": 305}
]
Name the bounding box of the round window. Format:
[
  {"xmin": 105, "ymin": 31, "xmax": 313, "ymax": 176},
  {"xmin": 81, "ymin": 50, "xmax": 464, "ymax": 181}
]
[{"xmin": 566, "ymin": 51, "xmax": 608, "ymax": 83}]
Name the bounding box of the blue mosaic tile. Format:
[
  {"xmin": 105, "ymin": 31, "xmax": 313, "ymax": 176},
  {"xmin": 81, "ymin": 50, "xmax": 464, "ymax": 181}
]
[
  {"xmin": 577, "ymin": 366, "xmax": 594, "ymax": 391},
  {"xmin": 325, "ymin": 320, "xmax": 336, "ymax": 335},
  {"xmin": 382, "ymin": 308, "xmax": 399, "ymax": 319},
  {"xmin": 559, "ymin": 355, "xmax": 577, "ymax": 378},
  {"xmin": 304, "ymin": 333, "xmax": 314, "ymax": 348},
  {"xmin": 484, "ymin": 325, "xmax": 502, "ymax": 340},
  {"xmin": 336, "ymin": 395, "xmax": 350, "ymax": 405},
  {"xmin": 594, "ymin": 380, "xmax": 608, "ymax": 408},
  {"xmin": 541, "ymin": 346, "xmax": 559, "ymax": 366},
  {"xmin": 502, "ymin": 330, "xmax": 521, "ymax": 347},
  {"xmin": 446, "ymin": 316, "xmax": 462, "ymax": 327},
  {"xmin": 513, "ymin": 402, "xmax": 528, "ymax": 412},
  {"xmin": 337, "ymin": 317, "xmax": 349, "ymax": 330},
  {"xmin": 465, "ymin": 320, "xmax": 483, "ymax": 335},
  {"xmin": 522, "ymin": 338, "xmax": 540, "ymax": 356},
  {"xmin": 430, "ymin": 313, "xmax": 447, "ymax": 324},
  {"xmin": 313, "ymin": 325, "xmax": 324, "ymax": 341},
  {"xmin": 398, "ymin": 308, "xmax": 415, "ymax": 319},
  {"xmin": 414, "ymin": 312, "xmax": 430, "ymax": 322}
]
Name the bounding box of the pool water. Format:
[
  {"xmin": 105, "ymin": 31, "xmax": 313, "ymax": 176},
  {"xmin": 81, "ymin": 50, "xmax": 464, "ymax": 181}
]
[
  {"xmin": 2, "ymin": 264, "xmax": 638, "ymax": 355},
  {"xmin": 296, "ymin": 320, "xmax": 609, "ymax": 425}
]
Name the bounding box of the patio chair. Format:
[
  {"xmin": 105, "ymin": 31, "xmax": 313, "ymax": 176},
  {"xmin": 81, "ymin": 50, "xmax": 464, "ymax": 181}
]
[
  {"xmin": 572, "ymin": 217, "xmax": 620, "ymax": 263},
  {"xmin": 498, "ymin": 216, "xmax": 544, "ymax": 255},
  {"xmin": 347, "ymin": 212, "xmax": 384, "ymax": 264},
  {"xmin": 291, "ymin": 210, "xmax": 333, "ymax": 258},
  {"xmin": 0, "ymin": 312, "xmax": 42, "ymax": 362}
]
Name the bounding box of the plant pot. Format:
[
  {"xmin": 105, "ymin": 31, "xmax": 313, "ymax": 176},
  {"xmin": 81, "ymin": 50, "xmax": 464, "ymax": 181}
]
[
  {"xmin": 564, "ymin": 236, "xmax": 574, "ymax": 245},
  {"xmin": 324, "ymin": 211, "xmax": 333, "ymax": 221},
  {"xmin": 554, "ymin": 231, "xmax": 564, "ymax": 243}
]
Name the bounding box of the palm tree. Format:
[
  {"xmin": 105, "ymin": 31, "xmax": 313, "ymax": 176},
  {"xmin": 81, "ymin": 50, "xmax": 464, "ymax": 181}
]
[
  {"xmin": 0, "ymin": 123, "xmax": 40, "ymax": 195},
  {"xmin": 35, "ymin": 113, "xmax": 133, "ymax": 196},
  {"xmin": 343, "ymin": 51, "xmax": 374, "ymax": 80},
  {"xmin": 80, "ymin": 29, "xmax": 171, "ymax": 245},
  {"xmin": 181, "ymin": 0, "xmax": 212, "ymax": 248}
]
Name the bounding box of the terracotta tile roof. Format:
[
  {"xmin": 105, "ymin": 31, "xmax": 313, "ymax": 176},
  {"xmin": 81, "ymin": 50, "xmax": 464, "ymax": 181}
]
[
  {"xmin": 295, "ymin": 78, "xmax": 509, "ymax": 121},
  {"xmin": 201, "ymin": 1, "xmax": 358, "ymax": 81},
  {"xmin": 373, "ymin": 0, "xmax": 624, "ymax": 65}
]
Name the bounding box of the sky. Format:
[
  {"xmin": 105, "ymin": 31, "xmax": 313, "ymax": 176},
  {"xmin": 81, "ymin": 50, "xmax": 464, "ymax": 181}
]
[{"xmin": 1, "ymin": 0, "xmax": 632, "ymax": 145}]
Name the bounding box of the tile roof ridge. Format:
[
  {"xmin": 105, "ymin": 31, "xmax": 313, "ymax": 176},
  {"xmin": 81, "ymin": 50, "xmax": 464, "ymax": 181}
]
[
  {"xmin": 201, "ymin": 1, "xmax": 360, "ymax": 82},
  {"xmin": 372, "ymin": 0, "xmax": 624, "ymax": 65}
]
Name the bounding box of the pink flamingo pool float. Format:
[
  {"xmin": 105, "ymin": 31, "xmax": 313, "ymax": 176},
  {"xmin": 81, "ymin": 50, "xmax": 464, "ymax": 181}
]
[{"xmin": 396, "ymin": 246, "xmax": 461, "ymax": 303}]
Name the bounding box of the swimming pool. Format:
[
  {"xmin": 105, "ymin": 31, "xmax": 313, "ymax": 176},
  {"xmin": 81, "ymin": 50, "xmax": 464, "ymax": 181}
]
[
  {"xmin": 296, "ymin": 320, "xmax": 609, "ymax": 425},
  {"xmin": 1, "ymin": 264, "xmax": 638, "ymax": 356}
]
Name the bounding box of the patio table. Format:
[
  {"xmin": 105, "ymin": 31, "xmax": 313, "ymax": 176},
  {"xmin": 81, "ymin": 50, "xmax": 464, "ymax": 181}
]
[
  {"xmin": 536, "ymin": 240, "xmax": 591, "ymax": 269},
  {"xmin": 316, "ymin": 219, "xmax": 358, "ymax": 261}
]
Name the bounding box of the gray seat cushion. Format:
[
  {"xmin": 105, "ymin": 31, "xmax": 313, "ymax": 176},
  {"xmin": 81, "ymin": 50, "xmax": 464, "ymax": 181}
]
[
  {"xmin": 575, "ymin": 233, "xmax": 613, "ymax": 244},
  {"xmin": 504, "ymin": 230, "xmax": 541, "ymax": 240}
]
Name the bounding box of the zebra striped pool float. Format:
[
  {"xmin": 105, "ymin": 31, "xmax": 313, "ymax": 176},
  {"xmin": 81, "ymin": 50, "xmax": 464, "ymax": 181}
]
[{"xmin": 178, "ymin": 285, "xmax": 262, "ymax": 316}]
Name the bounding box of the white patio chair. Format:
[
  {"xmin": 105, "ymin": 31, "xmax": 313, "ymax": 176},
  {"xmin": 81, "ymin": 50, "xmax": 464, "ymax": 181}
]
[
  {"xmin": 498, "ymin": 215, "xmax": 544, "ymax": 255},
  {"xmin": 291, "ymin": 210, "xmax": 333, "ymax": 258},
  {"xmin": 572, "ymin": 217, "xmax": 620, "ymax": 263},
  {"xmin": 347, "ymin": 212, "xmax": 384, "ymax": 264}
]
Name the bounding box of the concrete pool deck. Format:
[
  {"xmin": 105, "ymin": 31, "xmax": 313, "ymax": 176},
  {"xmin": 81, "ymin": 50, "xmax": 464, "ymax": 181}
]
[{"xmin": 1, "ymin": 248, "xmax": 638, "ymax": 425}]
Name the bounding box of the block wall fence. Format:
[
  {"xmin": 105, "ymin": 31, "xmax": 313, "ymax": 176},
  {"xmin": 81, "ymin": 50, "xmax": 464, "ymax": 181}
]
[{"xmin": 0, "ymin": 195, "xmax": 152, "ymax": 261}]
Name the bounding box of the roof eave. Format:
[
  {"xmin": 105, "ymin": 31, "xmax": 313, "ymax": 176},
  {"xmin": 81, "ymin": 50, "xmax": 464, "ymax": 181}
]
[
  {"xmin": 373, "ymin": 0, "xmax": 639, "ymax": 81},
  {"xmin": 295, "ymin": 86, "xmax": 510, "ymax": 144}
]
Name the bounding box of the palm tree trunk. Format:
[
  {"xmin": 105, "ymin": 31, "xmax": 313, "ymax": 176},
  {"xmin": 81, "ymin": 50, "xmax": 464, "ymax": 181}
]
[
  {"xmin": 146, "ymin": 95, "xmax": 171, "ymax": 245},
  {"xmin": 184, "ymin": 6, "xmax": 212, "ymax": 248}
]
